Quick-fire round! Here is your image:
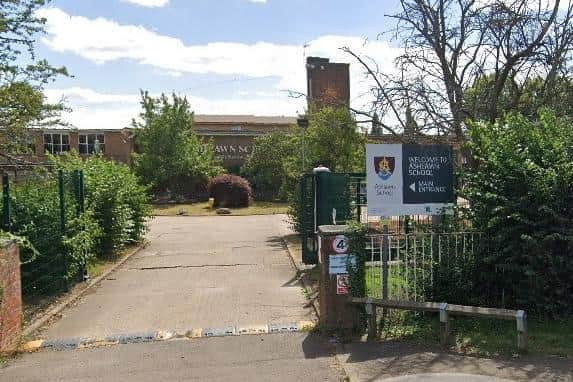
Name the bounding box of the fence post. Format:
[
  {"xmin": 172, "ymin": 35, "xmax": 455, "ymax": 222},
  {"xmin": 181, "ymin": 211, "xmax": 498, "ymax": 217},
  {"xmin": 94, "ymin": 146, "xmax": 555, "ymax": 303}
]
[
  {"xmin": 2, "ymin": 173, "xmax": 10, "ymax": 232},
  {"xmin": 366, "ymin": 297, "xmax": 377, "ymax": 341},
  {"xmin": 439, "ymin": 302, "xmax": 450, "ymax": 347},
  {"xmin": 516, "ymin": 310, "xmax": 527, "ymax": 352},
  {"xmin": 58, "ymin": 170, "xmax": 68, "ymax": 291},
  {"xmin": 381, "ymin": 224, "xmax": 389, "ymax": 320},
  {"xmin": 79, "ymin": 170, "xmax": 85, "ymax": 214}
]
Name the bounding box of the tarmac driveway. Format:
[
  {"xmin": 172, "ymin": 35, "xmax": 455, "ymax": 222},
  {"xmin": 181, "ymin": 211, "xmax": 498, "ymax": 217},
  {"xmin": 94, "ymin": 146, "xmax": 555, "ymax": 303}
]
[{"xmin": 41, "ymin": 214, "xmax": 312, "ymax": 339}]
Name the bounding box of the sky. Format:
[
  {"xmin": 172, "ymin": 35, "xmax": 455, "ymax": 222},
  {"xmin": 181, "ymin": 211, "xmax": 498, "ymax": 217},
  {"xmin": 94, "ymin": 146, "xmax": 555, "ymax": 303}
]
[{"xmin": 37, "ymin": 0, "xmax": 404, "ymax": 129}]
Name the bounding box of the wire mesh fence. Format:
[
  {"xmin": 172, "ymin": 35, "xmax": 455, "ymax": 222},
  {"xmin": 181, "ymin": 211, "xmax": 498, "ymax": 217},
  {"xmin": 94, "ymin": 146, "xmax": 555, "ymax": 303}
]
[
  {"xmin": 1, "ymin": 167, "xmax": 86, "ymax": 298},
  {"xmin": 365, "ymin": 231, "xmax": 483, "ymax": 302}
]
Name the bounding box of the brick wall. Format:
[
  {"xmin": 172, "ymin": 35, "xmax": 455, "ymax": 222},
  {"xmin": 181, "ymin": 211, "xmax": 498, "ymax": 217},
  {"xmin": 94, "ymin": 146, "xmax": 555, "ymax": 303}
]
[{"xmin": 0, "ymin": 241, "xmax": 22, "ymax": 353}]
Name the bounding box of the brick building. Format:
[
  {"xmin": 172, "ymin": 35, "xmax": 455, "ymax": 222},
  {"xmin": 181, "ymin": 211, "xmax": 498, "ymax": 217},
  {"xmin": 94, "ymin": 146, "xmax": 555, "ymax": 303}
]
[
  {"xmin": 1, "ymin": 115, "xmax": 295, "ymax": 171},
  {"xmin": 194, "ymin": 115, "xmax": 296, "ymax": 171},
  {"xmin": 0, "ymin": 128, "xmax": 134, "ymax": 167}
]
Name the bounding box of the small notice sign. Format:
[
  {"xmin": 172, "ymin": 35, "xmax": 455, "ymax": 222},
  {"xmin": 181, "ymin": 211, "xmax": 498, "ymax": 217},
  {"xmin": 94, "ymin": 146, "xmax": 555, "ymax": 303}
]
[
  {"xmin": 337, "ymin": 274, "xmax": 349, "ymax": 295},
  {"xmin": 329, "ymin": 254, "xmax": 356, "ymax": 275}
]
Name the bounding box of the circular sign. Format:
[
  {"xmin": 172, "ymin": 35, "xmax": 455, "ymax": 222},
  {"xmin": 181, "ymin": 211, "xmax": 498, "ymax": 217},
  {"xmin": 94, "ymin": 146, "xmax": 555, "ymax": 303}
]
[{"xmin": 330, "ymin": 235, "xmax": 349, "ymax": 254}]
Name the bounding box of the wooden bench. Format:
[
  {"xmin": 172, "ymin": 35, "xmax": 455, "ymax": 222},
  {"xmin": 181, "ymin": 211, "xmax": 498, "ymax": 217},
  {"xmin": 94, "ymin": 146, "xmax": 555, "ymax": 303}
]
[{"xmin": 350, "ymin": 297, "xmax": 527, "ymax": 351}]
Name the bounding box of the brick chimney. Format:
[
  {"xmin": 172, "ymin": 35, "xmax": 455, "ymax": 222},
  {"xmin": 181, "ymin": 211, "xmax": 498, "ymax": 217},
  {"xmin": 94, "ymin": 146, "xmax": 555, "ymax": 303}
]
[{"xmin": 306, "ymin": 57, "xmax": 350, "ymax": 110}]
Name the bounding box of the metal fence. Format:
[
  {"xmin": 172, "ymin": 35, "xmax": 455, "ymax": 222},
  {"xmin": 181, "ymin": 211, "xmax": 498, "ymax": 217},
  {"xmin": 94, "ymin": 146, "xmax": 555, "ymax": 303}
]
[
  {"xmin": 1, "ymin": 168, "xmax": 86, "ymax": 297},
  {"xmin": 365, "ymin": 231, "xmax": 483, "ymax": 302}
]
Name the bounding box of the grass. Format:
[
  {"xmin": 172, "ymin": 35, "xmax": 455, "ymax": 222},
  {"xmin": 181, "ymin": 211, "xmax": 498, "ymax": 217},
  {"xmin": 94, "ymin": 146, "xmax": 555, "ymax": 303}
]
[
  {"xmin": 365, "ymin": 266, "xmax": 413, "ymax": 300},
  {"xmin": 153, "ymin": 201, "xmax": 288, "ymax": 216},
  {"xmin": 379, "ymin": 310, "xmax": 573, "ymax": 357}
]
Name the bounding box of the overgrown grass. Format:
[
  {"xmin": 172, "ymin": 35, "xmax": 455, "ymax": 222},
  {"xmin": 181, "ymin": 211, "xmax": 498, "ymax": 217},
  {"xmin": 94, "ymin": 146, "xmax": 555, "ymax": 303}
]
[
  {"xmin": 153, "ymin": 201, "xmax": 288, "ymax": 216},
  {"xmin": 379, "ymin": 309, "xmax": 573, "ymax": 357},
  {"xmin": 365, "ymin": 266, "xmax": 413, "ymax": 299}
]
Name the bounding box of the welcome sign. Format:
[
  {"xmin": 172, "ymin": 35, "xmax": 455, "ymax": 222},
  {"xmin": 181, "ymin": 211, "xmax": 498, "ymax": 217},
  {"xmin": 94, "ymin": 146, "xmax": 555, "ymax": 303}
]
[{"xmin": 366, "ymin": 144, "xmax": 454, "ymax": 216}]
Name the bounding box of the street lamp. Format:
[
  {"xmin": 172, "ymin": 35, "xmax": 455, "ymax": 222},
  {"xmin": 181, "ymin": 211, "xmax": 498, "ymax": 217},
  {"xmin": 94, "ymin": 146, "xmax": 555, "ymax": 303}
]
[{"xmin": 297, "ymin": 117, "xmax": 309, "ymax": 172}]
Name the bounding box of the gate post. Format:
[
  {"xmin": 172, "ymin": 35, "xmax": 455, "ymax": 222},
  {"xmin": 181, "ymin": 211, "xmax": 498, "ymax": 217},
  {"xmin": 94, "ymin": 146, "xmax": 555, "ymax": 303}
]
[{"xmin": 318, "ymin": 225, "xmax": 361, "ymax": 331}]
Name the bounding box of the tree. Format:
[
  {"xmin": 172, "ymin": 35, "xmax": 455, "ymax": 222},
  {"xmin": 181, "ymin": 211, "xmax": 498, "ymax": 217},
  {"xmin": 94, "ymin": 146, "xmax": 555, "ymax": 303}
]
[
  {"xmin": 303, "ymin": 106, "xmax": 365, "ymax": 172},
  {"xmin": 346, "ymin": 0, "xmax": 573, "ymax": 139},
  {"xmin": 241, "ymin": 131, "xmax": 297, "ymax": 201},
  {"xmin": 0, "ymin": 0, "xmax": 68, "ymax": 155},
  {"xmin": 132, "ymin": 92, "xmax": 224, "ymax": 198},
  {"xmin": 465, "ymin": 74, "xmax": 573, "ymax": 120}
]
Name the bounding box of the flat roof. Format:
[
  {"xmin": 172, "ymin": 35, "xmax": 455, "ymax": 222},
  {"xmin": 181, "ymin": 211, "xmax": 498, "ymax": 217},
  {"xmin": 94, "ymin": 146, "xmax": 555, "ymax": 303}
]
[{"xmin": 194, "ymin": 115, "xmax": 297, "ymax": 125}]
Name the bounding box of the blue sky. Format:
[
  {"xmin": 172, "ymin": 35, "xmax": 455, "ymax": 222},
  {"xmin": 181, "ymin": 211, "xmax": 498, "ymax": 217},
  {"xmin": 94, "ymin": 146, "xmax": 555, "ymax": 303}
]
[{"xmin": 38, "ymin": 0, "xmax": 403, "ymax": 129}]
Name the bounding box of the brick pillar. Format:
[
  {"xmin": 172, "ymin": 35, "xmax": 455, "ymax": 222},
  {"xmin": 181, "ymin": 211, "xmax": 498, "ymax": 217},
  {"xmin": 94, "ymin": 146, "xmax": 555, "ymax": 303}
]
[
  {"xmin": 318, "ymin": 225, "xmax": 360, "ymax": 331},
  {"xmin": 0, "ymin": 241, "xmax": 22, "ymax": 353}
]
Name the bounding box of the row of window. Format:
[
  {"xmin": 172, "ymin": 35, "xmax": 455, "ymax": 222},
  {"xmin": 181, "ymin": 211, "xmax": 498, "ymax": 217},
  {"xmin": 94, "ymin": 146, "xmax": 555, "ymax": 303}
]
[{"xmin": 43, "ymin": 133, "xmax": 106, "ymax": 155}]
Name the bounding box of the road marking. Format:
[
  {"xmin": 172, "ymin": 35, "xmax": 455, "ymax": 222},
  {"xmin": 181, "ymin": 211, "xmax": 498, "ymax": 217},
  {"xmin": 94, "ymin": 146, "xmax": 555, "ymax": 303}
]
[{"xmin": 20, "ymin": 320, "xmax": 317, "ymax": 353}]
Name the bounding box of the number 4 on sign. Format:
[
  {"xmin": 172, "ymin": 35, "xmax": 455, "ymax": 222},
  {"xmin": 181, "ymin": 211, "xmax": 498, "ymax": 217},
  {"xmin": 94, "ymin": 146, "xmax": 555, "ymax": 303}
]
[{"xmin": 331, "ymin": 235, "xmax": 349, "ymax": 254}]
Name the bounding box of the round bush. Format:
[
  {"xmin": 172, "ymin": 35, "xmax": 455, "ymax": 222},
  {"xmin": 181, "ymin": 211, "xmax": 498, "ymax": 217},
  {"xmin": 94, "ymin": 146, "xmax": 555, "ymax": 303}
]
[{"xmin": 208, "ymin": 174, "xmax": 252, "ymax": 208}]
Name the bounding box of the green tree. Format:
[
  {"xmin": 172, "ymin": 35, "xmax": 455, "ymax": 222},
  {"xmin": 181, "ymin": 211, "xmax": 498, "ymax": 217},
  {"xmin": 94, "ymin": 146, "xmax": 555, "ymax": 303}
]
[
  {"xmin": 132, "ymin": 92, "xmax": 223, "ymax": 197},
  {"xmin": 461, "ymin": 110, "xmax": 573, "ymax": 316},
  {"xmin": 0, "ymin": 0, "xmax": 68, "ymax": 154},
  {"xmin": 241, "ymin": 130, "xmax": 297, "ymax": 201},
  {"xmin": 303, "ymin": 106, "xmax": 365, "ymax": 173},
  {"xmin": 465, "ymin": 75, "xmax": 573, "ymax": 121}
]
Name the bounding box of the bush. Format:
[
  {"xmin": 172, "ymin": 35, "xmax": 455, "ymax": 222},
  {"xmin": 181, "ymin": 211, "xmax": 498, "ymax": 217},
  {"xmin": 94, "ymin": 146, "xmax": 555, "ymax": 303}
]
[
  {"xmin": 1, "ymin": 169, "xmax": 102, "ymax": 294},
  {"xmin": 208, "ymin": 174, "xmax": 252, "ymax": 208},
  {"xmin": 51, "ymin": 152, "xmax": 152, "ymax": 255},
  {"xmin": 241, "ymin": 131, "xmax": 296, "ymax": 201},
  {"xmin": 462, "ymin": 110, "xmax": 573, "ymax": 317}
]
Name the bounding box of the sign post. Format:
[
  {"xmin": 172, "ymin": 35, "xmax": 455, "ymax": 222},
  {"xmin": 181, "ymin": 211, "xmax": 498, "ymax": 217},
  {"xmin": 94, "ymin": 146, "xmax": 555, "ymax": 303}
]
[
  {"xmin": 366, "ymin": 144, "xmax": 454, "ymax": 216},
  {"xmin": 317, "ymin": 225, "xmax": 361, "ymax": 331}
]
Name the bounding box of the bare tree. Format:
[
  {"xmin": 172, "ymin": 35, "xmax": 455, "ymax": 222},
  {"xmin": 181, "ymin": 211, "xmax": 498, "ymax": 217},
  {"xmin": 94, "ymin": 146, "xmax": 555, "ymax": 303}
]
[{"xmin": 347, "ymin": 0, "xmax": 572, "ymax": 140}]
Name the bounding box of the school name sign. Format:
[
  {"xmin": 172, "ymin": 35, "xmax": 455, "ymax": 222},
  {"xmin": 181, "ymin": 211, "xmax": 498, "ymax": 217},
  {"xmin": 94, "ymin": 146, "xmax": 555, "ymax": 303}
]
[{"xmin": 366, "ymin": 144, "xmax": 454, "ymax": 216}]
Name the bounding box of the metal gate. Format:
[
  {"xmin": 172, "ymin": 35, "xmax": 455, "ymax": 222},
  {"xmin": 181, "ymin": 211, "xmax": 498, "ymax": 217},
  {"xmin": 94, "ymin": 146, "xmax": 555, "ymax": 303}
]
[{"xmin": 300, "ymin": 172, "xmax": 365, "ymax": 264}]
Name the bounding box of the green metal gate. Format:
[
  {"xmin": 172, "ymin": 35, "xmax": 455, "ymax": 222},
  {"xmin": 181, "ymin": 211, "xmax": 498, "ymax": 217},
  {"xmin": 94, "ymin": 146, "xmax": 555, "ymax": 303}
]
[{"xmin": 300, "ymin": 172, "xmax": 366, "ymax": 264}]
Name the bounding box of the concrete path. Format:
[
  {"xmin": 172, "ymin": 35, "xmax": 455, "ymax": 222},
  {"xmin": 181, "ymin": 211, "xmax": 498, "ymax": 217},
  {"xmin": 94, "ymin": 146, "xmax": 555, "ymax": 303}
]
[
  {"xmin": 336, "ymin": 340, "xmax": 573, "ymax": 382},
  {"xmin": 40, "ymin": 215, "xmax": 311, "ymax": 339},
  {"xmin": 0, "ymin": 215, "xmax": 345, "ymax": 381},
  {"xmin": 1, "ymin": 333, "xmax": 343, "ymax": 382}
]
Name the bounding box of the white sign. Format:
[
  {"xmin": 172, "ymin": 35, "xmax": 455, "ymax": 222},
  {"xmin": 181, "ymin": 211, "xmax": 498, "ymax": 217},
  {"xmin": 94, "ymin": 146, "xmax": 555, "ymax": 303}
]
[
  {"xmin": 329, "ymin": 254, "xmax": 357, "ymax": 275},
  {"xmin": 330, "ymin": 235, "xmax": 349, "ymax": 254},
  {"xmin": 366, "ymin": 144, "xmax": 455, "ymax": 216}
]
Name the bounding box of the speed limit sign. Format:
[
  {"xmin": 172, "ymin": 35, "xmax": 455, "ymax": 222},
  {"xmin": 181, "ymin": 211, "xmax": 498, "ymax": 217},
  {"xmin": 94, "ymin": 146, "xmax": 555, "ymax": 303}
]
[{"xmin": 330, "ymin": 235, "xmax": 349, "ymax": 254}]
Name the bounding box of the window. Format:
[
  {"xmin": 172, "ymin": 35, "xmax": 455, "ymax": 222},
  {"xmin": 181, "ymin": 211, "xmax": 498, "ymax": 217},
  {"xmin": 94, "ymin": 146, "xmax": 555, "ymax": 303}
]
[
  {"xmin": 43, "ymin": 133, "xmax": 70, "ymax": 154},
  {"xmin": 79, "ymin": 134, "xmax": 105, "ymax": 154}
]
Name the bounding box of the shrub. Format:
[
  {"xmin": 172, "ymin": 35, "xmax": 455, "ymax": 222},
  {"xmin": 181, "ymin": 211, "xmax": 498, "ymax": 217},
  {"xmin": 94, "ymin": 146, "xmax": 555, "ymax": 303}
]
[
  {"xmin": 50, "ymin": 152, "xmax": 152, "ymax": 255},
  {"xmin": 241, "ymin": 131, "xmax": 296, "ymax": 201},
  {"xmin": 1, "ymin": 170, "xmax": 102, "ymax": 294},
  {"xmin": 208, "ymin": 174, "xmax": 252, "ymax": 208},
  {"xmin": 462, "ymin": 110, "xmax": 573, "ymax": 317}
]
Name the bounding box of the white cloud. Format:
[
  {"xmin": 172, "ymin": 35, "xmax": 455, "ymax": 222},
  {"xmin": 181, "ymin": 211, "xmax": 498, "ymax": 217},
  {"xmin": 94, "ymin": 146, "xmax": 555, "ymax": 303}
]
[
  {"xmin": 44, "ymin": 87, "xmax": 305, "ymax": 130},
  {"xmin": 121, "ymin": 0, "xmax": 169, "ymax": 8},
  {"xmin": 249, "ymin": 0, "xmax": 267, "ymax": 3},
  {"xmin": 37, "ymin": 8, "xmax": 400, "ymax": 109}
]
